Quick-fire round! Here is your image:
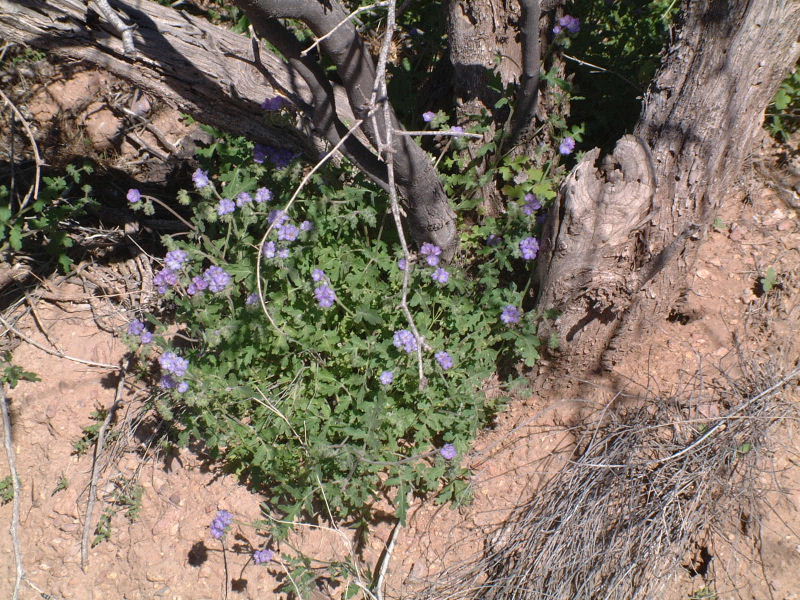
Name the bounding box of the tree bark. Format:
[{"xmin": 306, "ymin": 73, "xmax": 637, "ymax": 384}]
[{"xmin": 535, "ymin": 0, "xmax": 800, "ymax": 376}]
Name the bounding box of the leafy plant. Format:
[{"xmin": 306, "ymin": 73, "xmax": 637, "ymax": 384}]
[
  {"xmin": 0, "ymin": 354, "xmax": 40, "ymax": 389},
  {"xmin": 0, "ymin": 475, "xmax": 14, "ymax": 505},
  {"xmin": 760, "ymin": 267, "xmax": 778, "ymax": 294},
  {"xmin": 71, "ymin": 408, "xmax": 109, "ymax": 456},
  {"xmin": 766, "ymin": 64, "xmax": 800, "ymax": 141},
  {"xmin": 52, "ymin": 475, "xmax": 69, "ymax": 496}
]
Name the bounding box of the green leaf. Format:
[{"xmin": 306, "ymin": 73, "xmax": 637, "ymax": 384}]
[
  {"xmin": 761, "ymin": 267, "xmax": 778, "ymax": 293},
  {"xmin": 8, "ymin": 226, "xmax": 23, "ymax": 251}
]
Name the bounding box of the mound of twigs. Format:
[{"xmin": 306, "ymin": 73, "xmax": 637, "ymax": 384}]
[{"xmin": 420, "ymin": 361, "xmax": 800, "ymax": 600}]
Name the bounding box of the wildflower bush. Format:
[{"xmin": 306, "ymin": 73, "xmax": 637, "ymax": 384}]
[{"xmin": 128, "ymin": 115, "xmax": 558, "ymax": 524}]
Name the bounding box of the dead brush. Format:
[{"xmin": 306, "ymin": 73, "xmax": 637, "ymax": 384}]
[{"xmin": 419, "ymin": 359, "xmax": 800, "ymax": 600}]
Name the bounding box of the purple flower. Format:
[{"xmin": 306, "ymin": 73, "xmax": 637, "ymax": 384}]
[
  {"xmin": 246, "ymin": 292, "xmax": 259, "ymax": 306},
  {"xmin": 154, "ymin": 267, "xmax": 179, "ymax": 294},
  {"xmin": 192, "ymin": 169, "xmax": 210, "ymax": 189},
  {"xmin": 393, "ymin": 329, "xmax": 417, "ymax": 354},
  {"xmin": 553, "ymin": 24, "xmax": 562, "ymax": 34},
  {"xmin": 522, "ymin": 193, "xmax": 542, "ymax": 215},
  {"xmin": 262, "ymin": 242, "xmax": 277, "ymax": 259},
  {"xmin": 277, "ymin": 248, "xmax": 290, "ymax": 259},
  {"xmin": 176, "ymin": 381, "xmax": 189, "ymax": 393},
  {"xmin": 312, "ymin": 269, "xmax": 326, "ymax": 282},
  {"xmin": 128, "ymin": 319, "xmax": 145, "ymax": 336},
  {"xmin": 236, "ymin": 192, "xmax": 253, "ymax": 207},
  {"xmin": 160, "ymin": 375, "xmax": 176, "ymax": 389},
  {"xmin": 187, "ymin": 275, "xmax": 209, "ymax": 296},
  {"xmin": 253, "ymin": 549, "xmax": 274, "ymax": 564},
  {"xmin": 422, "ymin": 111, "xmax": 436, "ymax": 123},
  {"xmin": 398, "ymin": 258, "xmax": 408, "ymax": 271},
  {"xmin": 278, "ymin": 223, "xmax": 299, "ymax": 242},
  {"xmin": 314, "ymin": 285, "xmax": 336, "ymax": 308},
  {"xmin": 299, "ymin": 220, "xmax": 313, "ymax": 231},
  {"xmin": 501, "ymin": 305, "xmax": 522, "ymax": 324},
  {"xmin": 431, "ymin": 268, "xmax": 450, "ymax": 284},
  {"xmin": 217, "ymin": 198, "xmax": 236, "ymax": 216},
  {"xmin": 210, "ymin": 509, "xmax": 234, "ymax": 540},
  {"xmin": 379, "ymin": 371, "xmax": 394, "ymax": 385},
  {"xmin": 520, "ymin": 237, "xmax": 540, "ymax": 260},
  {"xmin": 160, "ymin": 351, "xmax": 189, "ymax": 377},
  {"xmin": 261, "ymin": 96, "xmax": 287, "ymax": 111},
  {"xmin": 451, "ymin": 126, "xmax": 464, "ymax": 134},
  {"xmin": 268, "ymin": 210, "xmax": 289, "ymax": 227},
  {"xmin": 486, "ymin": 234, "xmax": 503, "ymax": 247},
  {"xmin": 140, "ymin": 330, "xmax": 154, "ymax": 344},
  {"xmin": 440, "ymin": 443, "xmax": 457, "ymax": 460},
  {"xmin": 165, "ymin": 249, "xmax": 189, "ymax": 271},
  {"xmin": 253, "ymin": 144, "xmax": 268, "ymax": 164},
  {"xmin": 203, "ymin": 266, "xmax": 232, "ymax": 293},
  {"xmin": 420, "ymin": 243, "xmax": 442, "ymax": 259},
  {"xmin": 127, "ymin": 188, "xmax": 141, "ymax": 204},
  {"xmin": 255, "ymin": 187, "xmax": 273, "ymax": 203},
  {"xmin": 559, "ymin": 14, "xmax": 580, "ymax": 34},
  {"xmin": 435, "ymin": 351, "xmax": 454, "ymax": 370},
  {"xmin": 559, "ymin": 137, "xmax": 576, "ymax": 155},
  {"xmin": 254, "ymin": 144, "xmax": 298, "ymax": 169}
]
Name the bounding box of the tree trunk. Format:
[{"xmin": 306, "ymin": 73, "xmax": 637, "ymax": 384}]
[
  {"xmin": 535, "ymin": 0, "xmax": 800, "ymax": 376},
  {"xmin": 0, "ymin": 0, "xmax": 348, "ymax": 153}
]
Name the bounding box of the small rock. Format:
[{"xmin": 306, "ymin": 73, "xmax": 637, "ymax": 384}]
[
  {"xmin": 695, "ymin": 268, "xmax": 710, "ymax": 279},
  {"xmin": 83, "ymin": 102, "xmax": 123, "ymax": 150},
  {"xmin": 777, "ymin": 219, "xmax": 795, "ymax": 232}
]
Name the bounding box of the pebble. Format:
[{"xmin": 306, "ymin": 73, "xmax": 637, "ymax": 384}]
[{"xmin": 777, "ymin": 219, "xmax": 794, "ymax": 232}]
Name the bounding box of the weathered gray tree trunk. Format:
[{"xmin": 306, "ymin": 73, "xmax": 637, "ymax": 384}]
[{"xmin": 535, "ymin": 0, "xmax": 800, "ymax": 376}]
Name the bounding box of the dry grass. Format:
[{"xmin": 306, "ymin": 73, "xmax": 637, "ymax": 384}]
[{"xmin": 419, "ymin": 357, "xmax": 799, "ymax": 600}]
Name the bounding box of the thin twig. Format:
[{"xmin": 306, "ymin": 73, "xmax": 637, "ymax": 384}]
[
  {"xmin": 81, "ymin": 359, "xmax": 128, "ymax": 570},
  {"xmin": 0, "ymin": 88, "xmax": 42, "ymax": 210},
  {"xmin": 562, "ymin": 53, "xmax": 641, "ymax": 92},
  {"xmin": 301, "ymin": 1, "xmax": 390, "ymax": 56},
  {"xmin": 0, "ymin": 315, "xmax": 118, "ymax": 369},
  {"xmin": 395, "ymin": 129, "xmax": 483, "ymax": 139},
  {"xmin": 375, "ymin": 513, "xmax": 403, "ymax": 600},
  {"xmin": 1, "ymin": 386, "xmax": 25, "ymax": 600},
  {"xmin": 92, "ymin": 0, "xmax": 137, "ymax": 55},
  {"xmin": 142, "ymin": 195, "xmax": 196, "ymax": 231}
]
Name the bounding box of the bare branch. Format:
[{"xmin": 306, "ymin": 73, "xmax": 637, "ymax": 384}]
[
  {"xmin": 92, "ymin": 0, "xmax": 137, "ymax": 56},
  {"xmin": 1, "ymin": 386, "xmax": 24, "ymax": 600},
  {"xmin": 302, "ymin": 1, "xmax": 389, "ymax": 57}
]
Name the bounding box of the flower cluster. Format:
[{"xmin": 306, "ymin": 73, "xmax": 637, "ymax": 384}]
[
  {"xmin": 261, "ymin": 96, "xmax": 287, "ymax": 111},
  {"xmin": 217, "ymin": 198, "xmax": 236, "ymax": 216},
  {"xmin": 422, "ymin": 111, "xmax": 436, "ymax": 123},
  {"xmin": 127, "ymin": 188, "xmax": 141, "ymax": 204},
  {"xmin": 553, "ymin": 14, "xmax": 580, "ymax": 35},
  {"xmin": 261, "ymin": 210, "xmax": 312, "ymax": 260},
  {"xmin": 154, "ymin": 267, "xmax": 179, "ymax": 295},
  {"xmin": 192, "ymin": 169, "xmax": 210, "ymax": 189},
  {"xmin": 164, "ymin": 249, "xmax": 189, "ymax": 271},
  {"xmin": 160, "ymin": 351, "xmax": 189, "ymax": 377},
  {"xmin": 440, "ymin": 443, "xmax": 457, "ymax": 460},
  {"xmin": 127, "ymin": 319, "xmax": 153, "ymax": 344},
  {"xmin": 435, "ymin": 351, "xmax": 454, "ymax": 370},
  {"xmin": 521, "ymin": 193, "xmax": 542, "ymax": 215},
  {"xmin": 204, "ymin": 266, "xmax": 232, "ymax": 293},
  {"xmin": 253, "ymin": 548, "xmax": 274, "ymax": 564},
  {"xmin": 559, "ymin": 136, "xmax": 576, "ymax": 156},
  {"xmin": 520, "ymin": 237, "xmax": 540, "ymax": 260},
  {"xmin": 210, "ymin": 510, "xmax": 234, "ymax": 540},
  {"xmin": 501, "ymin": 305, "xmax": 522, "ymax": 325},
  {"xmin": 393, "ymin": 329, "xmax": 418, "ymax": 354},
  {"xmin": 253, "ymin": 144, "xmax": 298, "ymax": 169},
  {"xmin": 419, "ymin": 243, "xmax": 449, "ymax": 284},
  {"xmin": 379, "ymin": 370, "xmax": 394, "ymax": 386},
  {"xmin": 314, "ymin": 284, "xmax": 336, "ymax": 308}
]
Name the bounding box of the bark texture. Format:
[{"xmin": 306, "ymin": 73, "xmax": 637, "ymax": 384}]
[
  {"xmin": 536, "ymin": 0, "xmax": 800, "ymax": 374},
  {"xmin": 0, "ymin": 0, "xmax": 325, "ymax": 151}
]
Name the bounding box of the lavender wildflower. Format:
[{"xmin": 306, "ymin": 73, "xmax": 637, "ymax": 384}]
[
  {"xmin": 160, "ymin": 375, "xmax": 176, "ymax": 389},
  {"xmin": 160, "ymin": 352, "xmax": 189, "ymax": 377},
  {"xmin": 312, "ymin": 269, "xmax": 326, "ymax": 282},
  {"xmin": 203, "ymin": 266, "xmax": 232, "ymax": 293},
  {"xmin": 486, "ymin": 234, "xmax": 503, "ymax": 247},
  {"xmin": 501, "ymin": 305, "xmax": 522, "ymax": 324},
  {"xmin": 217, "ymin": 198, "xmax": 236, "ymax": 216},
  {"xmin": 520, "ymin": 237, "xmax": 540, "ymax": 260},
  {"xmin": 431, "ymin": 268, "xmax": 450, "ymax": 284},
  {"xmin": 236, "ymin": 192, "xmax": 253, "ymax": 207},
  {"xmin": 253, "ymin": 143, "xmax": 268, "ymax": 164},
  {"xmin": 522, "ymin": 193, "xmax": 542, "ymax": 215},
  {"xmin": 277, "ymin": 248, "xmax": 290, "ymax": 259},
  {"xmin": 128, "ymin": 319, "xmax": 145, "ymax": 336},
  {"xmin": 420, "ymin": 243, "xmax": 442, "ymax": 263},
  {"xmin": 451, "ymin": 126, "xmax": 465, "ymax": 134},
  {"xmin": 559, "ymin": 14, "xmax": 580, "ymax": 34},
  {"xmin": 422, "ymin": 111, "xmax": 436, "ymax": 123},
  {"xmin": 268, "ymin": 210, "xmax": 289, "ymax": 227},
  {"xmin": 140, "ymin": 330, "xmax": 154, "ymax": 344},
  {"xmin": 393, "ymin": 329, "xmax": 417, "ymax": 354},
  {"xmin": 255, "ymin": 187, "xmax": 273, "ymax": 203},
  {"xmin": 262, "ymin": 242, "xmax": 277, "ymax": 259},
  {"xmin": 261, "ymin": 96, "xmax": 286, "ymax": 111},
  {"xmin": 153, "ymin": 268, "xmax": 179, "ymax": 294},
  {"xmin": 299, "ymin": 220, "xmax": 313, "ymax": 231},
  {"xmin": 127, "ymin": 189, "xmax": 141, "ymax": 204},
  {"xmin": 164, "ymin": 249, "xmax": 189, "ymax": 271},
  {"xmin": 246, "ymin": 292, "xmax": 259, "ymax": 306},
  {"xmin": 278, "ymin": 223, "xmax": 299, "ymax": 242},
  {"xmin": 559, "ymin": 137, "xmax": 576, "ymax": 155},
  {"xmin": 440, "ymin": 443, "xmax": 457, "ymax": 460},
  {"xmin": 176, "ymin": 381, "xmax": 189, "ymax": 393},
  {"xmin": 379, "ymin": 371, "xmax": 394, "ymax": 386},
  {"xmin": 187, "ymin": 275, "xmax": 209, "ymax": 296},
  {"xmin": 398, "ymin": 258, "xmax": 408, "ymax": 271},
  {"xmin": 435, "ymin": 351, "xmax": 454, "ymax": 370},
  {"xmin": 210, "ymin": 509, "xmax": 234, "ymax": 540},
  {"xmin": 314, "ymin": 285, "xmax": 336, "ymax": 308},
  {"xmin": 192, "ymin": 169, "xmax": 210, "ymax": 189},
  {"xmin": 253, "ymin": 549, "xmax": 274, "ymax": 564}
]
